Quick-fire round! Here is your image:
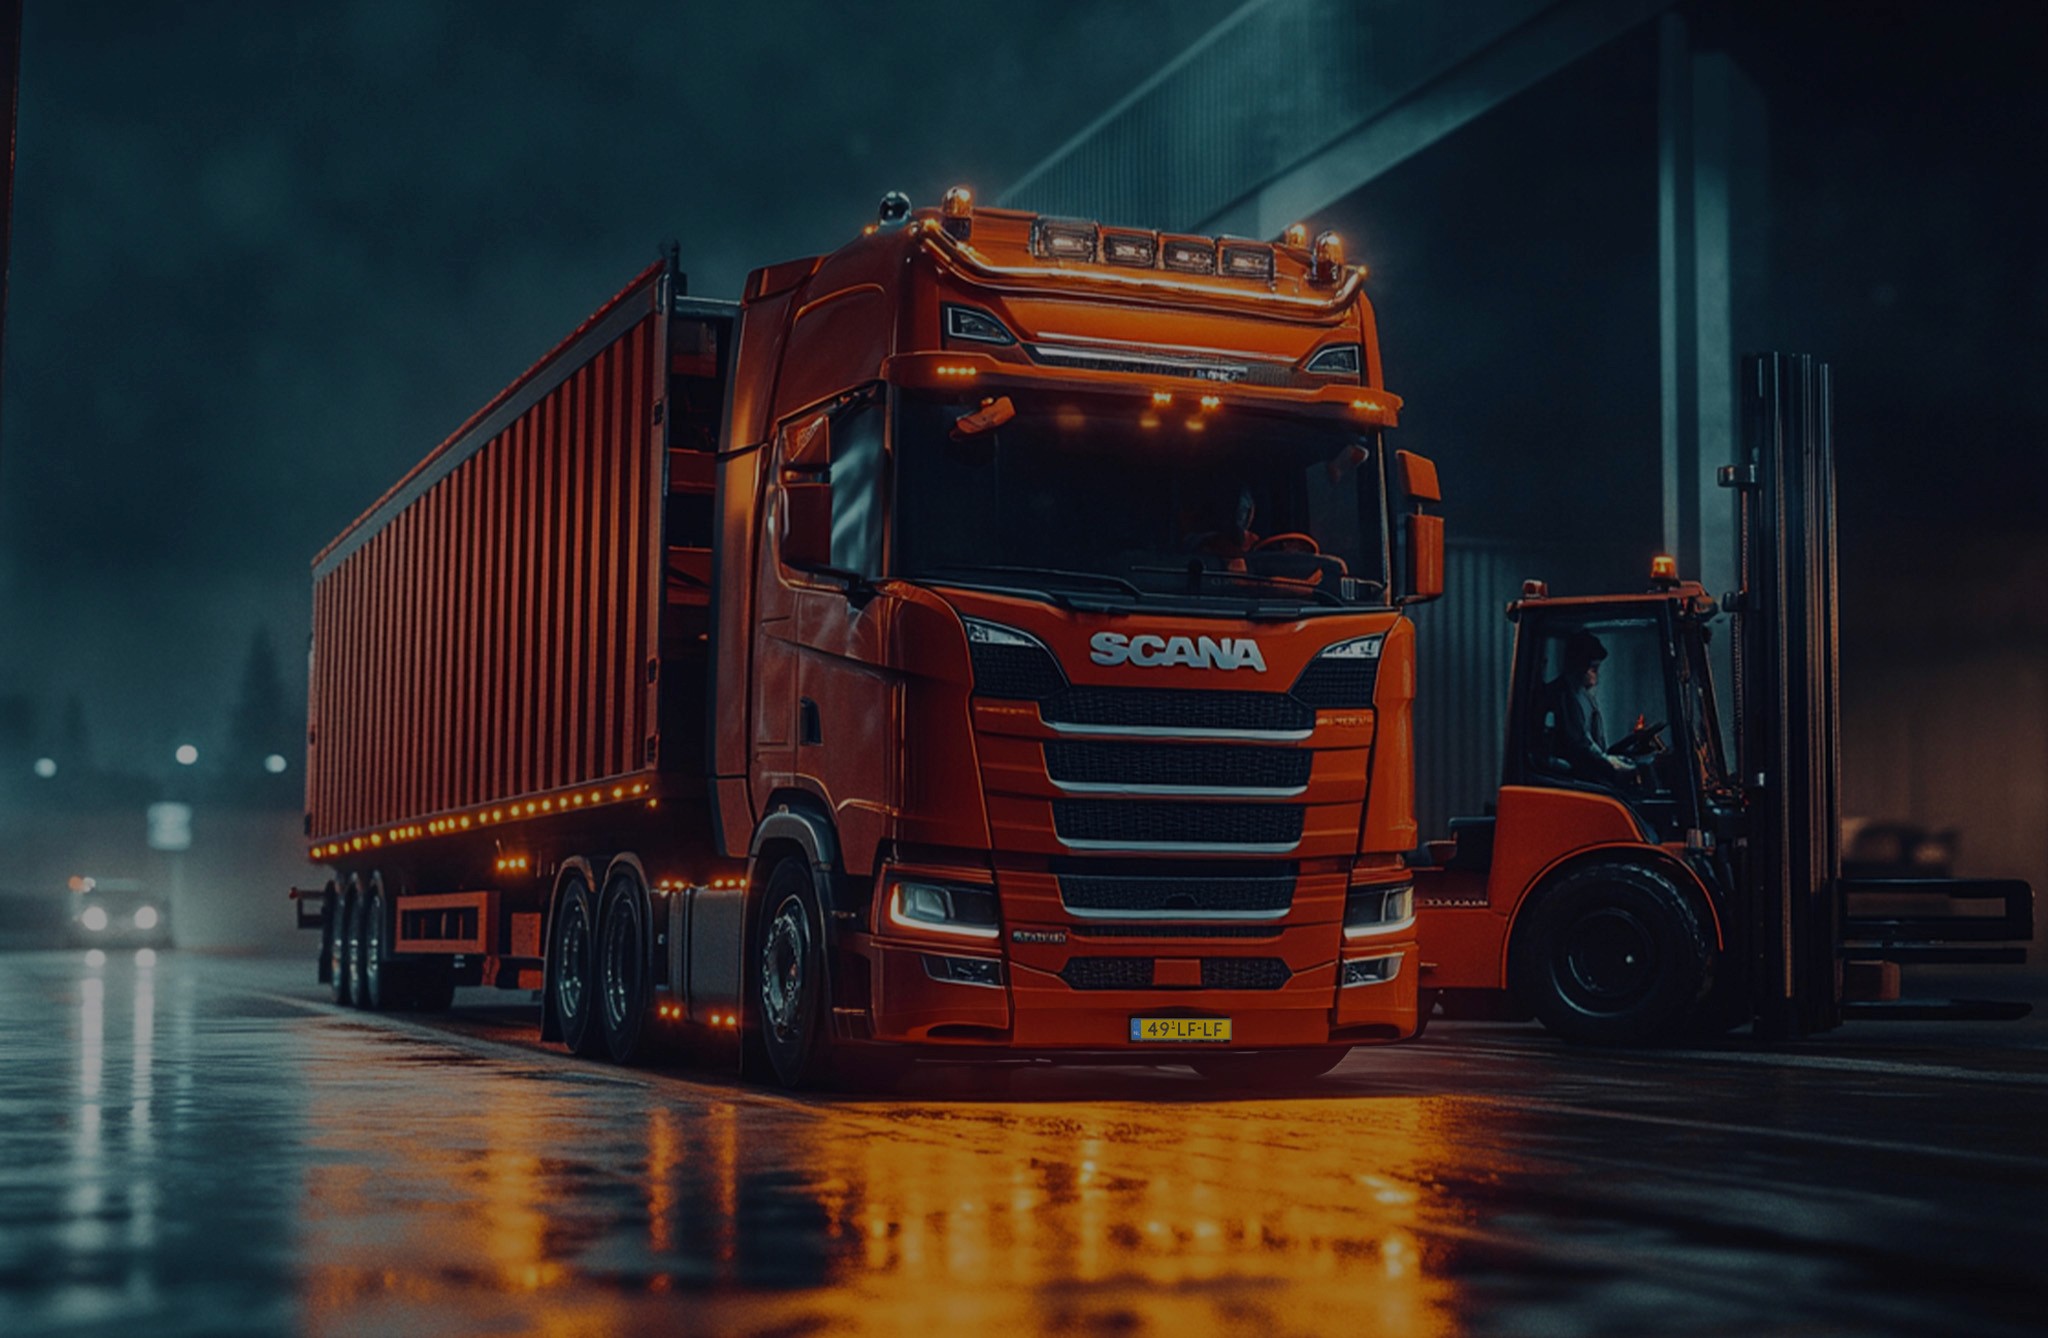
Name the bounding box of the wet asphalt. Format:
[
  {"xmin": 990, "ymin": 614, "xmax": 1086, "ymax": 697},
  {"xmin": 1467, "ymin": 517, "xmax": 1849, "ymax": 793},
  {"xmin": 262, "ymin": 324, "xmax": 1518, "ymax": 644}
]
[{"xmin": 0, "ymin": 948, "xmax": 2043, "ymax": 1337}]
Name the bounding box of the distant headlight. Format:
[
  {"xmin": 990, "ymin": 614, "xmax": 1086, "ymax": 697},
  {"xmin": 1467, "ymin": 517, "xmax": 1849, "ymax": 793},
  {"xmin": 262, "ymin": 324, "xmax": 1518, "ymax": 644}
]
[
  {"xmin": 81, "ymin": 905, "xmax": 108, "ymax": 932},
  {"xmin": 133, "ymin": 906, "xmax": 160, "ymax": 931}
]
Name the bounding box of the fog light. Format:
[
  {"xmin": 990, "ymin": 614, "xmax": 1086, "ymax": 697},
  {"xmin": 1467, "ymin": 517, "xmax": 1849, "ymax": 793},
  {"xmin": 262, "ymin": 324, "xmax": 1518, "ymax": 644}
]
[
  {"xmin": 1341, "ymin": 953, "xmax": 1401, "ymax": 987},
  {"xmin": 922, "ymin": 954, "xmax": 1005, "ymax": 989}
]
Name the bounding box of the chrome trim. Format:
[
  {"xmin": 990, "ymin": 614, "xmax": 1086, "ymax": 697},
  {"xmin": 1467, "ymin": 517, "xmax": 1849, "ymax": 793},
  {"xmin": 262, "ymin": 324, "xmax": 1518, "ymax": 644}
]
[
  {"xmin": 1342, "ymin": 914, "xmax": 1416, "ymax": 940},
  {"xmin": 1056, "ymin": 838, "xmax": 1301, "ymax": 854},
  {"xmin": 1031, "ymin": 330, "xmax": 1282, "ymax": 363},
  {"xmin": 1061, "ymin": 904, "xmax": 1289, "ymax": 922},
  {"xmin": 1045, "ymin": 720, "xmax": 1315, "ymax": 742},
  {"xmin": 1027, "ymin": 342, "xmax": 1251, "ymax": 381},
  {"xmin": 1049, "ymin": 779, "xmax": 1309, "ymax": 798}
]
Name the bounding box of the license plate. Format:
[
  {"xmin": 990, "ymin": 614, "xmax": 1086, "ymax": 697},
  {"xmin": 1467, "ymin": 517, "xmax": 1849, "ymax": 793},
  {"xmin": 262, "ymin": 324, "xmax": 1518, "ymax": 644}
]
[{"xmin": 1130, "ymin": 1016, "xmax": 1232, "ymax": 1043}]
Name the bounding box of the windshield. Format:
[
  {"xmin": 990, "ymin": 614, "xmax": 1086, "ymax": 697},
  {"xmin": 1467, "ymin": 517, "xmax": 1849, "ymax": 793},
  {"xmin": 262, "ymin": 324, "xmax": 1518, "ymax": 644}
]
[{"xmin": 894, "ymin": 388, "xmax": 1389, "ymax": 613}]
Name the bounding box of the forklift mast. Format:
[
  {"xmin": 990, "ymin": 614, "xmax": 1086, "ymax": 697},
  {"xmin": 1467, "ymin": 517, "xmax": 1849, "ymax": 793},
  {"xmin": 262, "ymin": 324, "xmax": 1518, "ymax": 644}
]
[{"xmin": 1722, "ymin": 353, "xmax": 2030, "ymax": 1038}]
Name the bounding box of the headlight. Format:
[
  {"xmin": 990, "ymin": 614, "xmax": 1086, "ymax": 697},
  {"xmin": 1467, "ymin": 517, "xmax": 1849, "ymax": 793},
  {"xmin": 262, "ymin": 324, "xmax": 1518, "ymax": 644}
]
[
  {"xmin": 888, "ymin": 880, "xmax": 1000, "ymax": 940},
  {"xmin": 133, "ymin": 906, "xmax": 160, "ymax": 931},
  {"xmin": 81, "ymin": 905, "xmax": 108, "ymax": 932},
  {"xmin": 1343, "ymin": 883, "xmax": 1413, "ymax": 939}
]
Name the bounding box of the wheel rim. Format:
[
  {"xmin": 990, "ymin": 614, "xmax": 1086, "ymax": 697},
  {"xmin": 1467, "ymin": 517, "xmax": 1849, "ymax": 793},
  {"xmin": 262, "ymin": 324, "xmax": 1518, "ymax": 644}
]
[
  {"xmin": 336, "ymin": 896, "xmax": 355, "ymax": 999},
  {"xmin": 602, "ymin": 895, "xmax": 637, "ymax": 1028},
  {"xmin": 759, "ymin": 894, "xmax": 809, "ymax": 1044},
  {"xmin": 1559, "ymin": 906, "xmax": 1659, "ymax": 1008},
  {"xmin": 557, "ymin": 894, "xmax": 590, "ymax": 1021}
]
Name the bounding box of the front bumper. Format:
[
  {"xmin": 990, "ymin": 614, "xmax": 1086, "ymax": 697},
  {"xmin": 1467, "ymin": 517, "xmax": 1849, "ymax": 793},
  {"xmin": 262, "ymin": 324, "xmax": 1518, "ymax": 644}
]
[{"xmin": 862, "ymin": 929, "xmax": 1418, "ymax": 1051}]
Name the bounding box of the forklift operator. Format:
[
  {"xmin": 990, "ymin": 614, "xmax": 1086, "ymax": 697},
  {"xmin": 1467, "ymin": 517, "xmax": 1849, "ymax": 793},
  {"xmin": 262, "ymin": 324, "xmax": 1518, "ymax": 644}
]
[{"xmin": 1540, "ymin": 631, "xmax": 1636, "ymax": 782}]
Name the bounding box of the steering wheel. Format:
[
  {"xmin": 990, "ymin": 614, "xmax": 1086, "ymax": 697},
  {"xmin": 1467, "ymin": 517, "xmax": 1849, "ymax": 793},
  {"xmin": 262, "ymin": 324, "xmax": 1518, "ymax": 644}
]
[
  {"xmin": 1610, "ymin": 720, "xmax": 1668, "ymax": 759},
  {"xmin": 1252, "ymin": 531, "xmax": 1320, "ymax": 556}
]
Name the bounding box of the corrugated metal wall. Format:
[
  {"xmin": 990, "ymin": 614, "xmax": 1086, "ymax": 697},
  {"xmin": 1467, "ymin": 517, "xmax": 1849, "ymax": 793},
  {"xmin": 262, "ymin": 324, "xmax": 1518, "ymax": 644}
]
[
  {"xmin": 307, "ymin": 311, "xmax": 666, "ymax": 842},
  {"xmin": 1409, "ymin": 537, "xmax": 1636, "ymax": 836}
]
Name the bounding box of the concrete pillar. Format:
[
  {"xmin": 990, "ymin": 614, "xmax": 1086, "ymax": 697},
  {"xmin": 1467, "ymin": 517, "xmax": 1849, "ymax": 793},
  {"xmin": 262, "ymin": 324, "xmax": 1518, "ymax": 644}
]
[{"xmin": 1659, "ymin": 11, "xmax": 1766, "ymax": 605}]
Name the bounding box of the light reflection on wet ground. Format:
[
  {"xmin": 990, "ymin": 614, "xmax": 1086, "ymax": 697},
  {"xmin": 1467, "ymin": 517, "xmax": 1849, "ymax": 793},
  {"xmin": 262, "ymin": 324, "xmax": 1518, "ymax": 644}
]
[{"xmin": 1, "ymin": 950, "xmax": 2043, "ymax": 1336}]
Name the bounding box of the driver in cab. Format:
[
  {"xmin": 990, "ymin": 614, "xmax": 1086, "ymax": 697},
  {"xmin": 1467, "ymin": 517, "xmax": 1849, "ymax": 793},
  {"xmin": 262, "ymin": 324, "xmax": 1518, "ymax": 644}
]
[{"xmin": 1540, "ymin": 631, "xmax": 1637, "ymax": 783}]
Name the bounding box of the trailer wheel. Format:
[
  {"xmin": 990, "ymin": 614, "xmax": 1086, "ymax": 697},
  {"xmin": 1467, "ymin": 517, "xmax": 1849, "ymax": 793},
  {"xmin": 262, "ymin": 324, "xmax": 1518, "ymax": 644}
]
[
  {"xmin": 360, "ymin": 880, "xmax": 391, "ymax": 1012},
  {"xmin": 329, "ymin": 885, "xmax": 358, "ymax": 999},
  {"xmin": 1188, "ymin": 1048, "xmax": 1350, "ymax": 1086},
  {"xmin": 753, "ymin": 858, "xmax": 833, "ymax": 1089},
  {"xmin": 598, "ymin": 866, "xmax": 654, "ymax": 1064},
  {"xmin": 1511, "ymin": 860, "xmax": 1712, "ymax": 1046},
  {"xmin": 551, "ymin": 871, "xmax": 605, "ymax": 1057},
  {"xmin": 344, "ymin": 883, "xmax": 373, "ymax": 1008}
]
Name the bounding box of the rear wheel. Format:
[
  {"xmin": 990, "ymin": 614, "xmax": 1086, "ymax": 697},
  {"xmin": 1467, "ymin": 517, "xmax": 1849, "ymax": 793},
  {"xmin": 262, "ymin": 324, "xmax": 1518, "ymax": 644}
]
[
  {"xmin": 1188, "ymin": 1048, "xmax": 1351, "ymax": 1086},
  {"xmin": 598, "ymin": 864, "xmax": 654, "ymax": 1064},
  {"xmin": 345, "ymin": 885, "xmax": 373, "ymax": 1008},
  {"xmin": 753, "ymin": 858, "xmax": 833, "ymax": 1089},
  {"xmin": 550, "ymin": 870, "xmax": 604, "ymax": 1057},
  {"xmin": 327, "ymin": 885, "xmax": 353, "ymax": 1007},
  {"xmin": 1510, "ymin": 860, "xmax": 1713, "ymax": 1046},
  {"xmin": 360, "ymin": 880, "xmax": 391, "ymax": 1011}
]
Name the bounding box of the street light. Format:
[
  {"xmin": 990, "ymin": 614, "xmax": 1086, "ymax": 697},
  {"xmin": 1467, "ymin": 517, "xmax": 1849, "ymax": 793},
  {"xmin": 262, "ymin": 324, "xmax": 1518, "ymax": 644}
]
[
  {"xmin": 174, "ymin": 744, "xmax": 198, "ymax": 766},
  {"xmin": 263, "ymin": 753, "xmax": 287, "ymax": 774},
  {"xmin": 32, "ymin": 757, "xmax": 55, "ymax": 778}
]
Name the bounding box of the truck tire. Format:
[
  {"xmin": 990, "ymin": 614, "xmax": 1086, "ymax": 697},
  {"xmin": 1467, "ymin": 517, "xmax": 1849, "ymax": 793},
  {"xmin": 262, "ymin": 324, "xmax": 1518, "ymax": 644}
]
[
  {"xmin": 753, "ymin": 857, "xmax": 834, "ymax": 1089},
  {"xmin": 345, "ymin": 885, "xmax": 374, "ymax": 1009},
  {"xmin": 1188, "ymin": 1048, "xmax": 1350, "ymax": 1086},
  {"xmin": 597, "ymin": 865, "xmax": 654, "ymax": 1064},
  {"xmin": 550, "ymin": 871, "xmax": 605, "ymax": 1058},
  {"xmin": 360, "ymin": 881, "xmax": 391, "ymax": 1012},
  {"xmin": 328, "ymin": 885, "xmax": 354, "ymax": 1007},
  {"xmin": 1510, "ymin": 860, "xmax": 1713, "ymax": 1046}
]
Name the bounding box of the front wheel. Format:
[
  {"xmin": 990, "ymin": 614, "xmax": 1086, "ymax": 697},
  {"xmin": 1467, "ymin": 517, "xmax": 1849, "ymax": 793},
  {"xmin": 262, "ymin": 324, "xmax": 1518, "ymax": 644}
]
[
  {"xmin": 1510, "ymin": 860, "xmax": 1713, "ymax": 1046},
  {"xmin": 753, "ymin": 859, "xmax": 833, "ymax": 1089},
  {"xmin": 1188, "ymin": 1048, "xmax": 1350, "ymax": 1086}
]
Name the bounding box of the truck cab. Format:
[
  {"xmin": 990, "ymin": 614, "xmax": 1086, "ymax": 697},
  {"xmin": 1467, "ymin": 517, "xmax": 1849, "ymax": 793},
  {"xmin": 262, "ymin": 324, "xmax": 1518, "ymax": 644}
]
[{"xmin": 713, "ymin": 195, "xmax": 1443, "ymax": 1083}]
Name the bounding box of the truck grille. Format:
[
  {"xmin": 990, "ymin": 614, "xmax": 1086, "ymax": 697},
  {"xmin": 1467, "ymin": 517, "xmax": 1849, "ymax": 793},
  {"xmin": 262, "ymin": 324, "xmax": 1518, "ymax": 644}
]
[
  {"xmin": 1057, "ymin": 956, "xmax": 1293, "ymax": 991},
  {"xmin": 1040, "ymin": 687, "xmax": 1313, "ymax": 735},
  {"xmin": 1052, "ymin": 801, "xmax": 1303, "ymax": 849},
  {"xmin": 1069, "ymin": 923, "xmax": 1282, "ymax": 939},
  {"xmin": 1043, "ymin": 740, "xmax": 1310, "ymax": 791},
  {"xmin": 1057, "ymin": 865, "xmax": 1295, "ymax": 916},
  {"xmin": 1289, "ymin": 657, "xmax": 1379, "ymax": 709}
]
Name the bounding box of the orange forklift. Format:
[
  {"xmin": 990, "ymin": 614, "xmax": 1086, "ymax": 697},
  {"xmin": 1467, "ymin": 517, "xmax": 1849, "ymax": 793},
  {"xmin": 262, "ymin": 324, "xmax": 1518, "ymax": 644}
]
[{"xmin": 1412, "ymin": 354, "xmax": 2033, "ymax": 1043}]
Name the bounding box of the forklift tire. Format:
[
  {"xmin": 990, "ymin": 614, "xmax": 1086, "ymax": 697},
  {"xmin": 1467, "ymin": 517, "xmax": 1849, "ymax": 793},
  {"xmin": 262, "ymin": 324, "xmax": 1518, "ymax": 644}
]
[
  {"xmin": 1511, "ymin": 860, "xmax": 1712, "ymax": 1046},
  {"xmin": 752, "ymin": 857, "xmax": 835, "ymax": 1090}
]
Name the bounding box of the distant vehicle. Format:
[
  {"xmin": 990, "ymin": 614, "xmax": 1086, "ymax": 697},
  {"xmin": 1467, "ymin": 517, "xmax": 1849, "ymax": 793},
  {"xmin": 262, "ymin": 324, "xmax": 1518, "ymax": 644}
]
[{"xmin": 67, "ymin": 876, "xmax": 172, "ymax": 949}]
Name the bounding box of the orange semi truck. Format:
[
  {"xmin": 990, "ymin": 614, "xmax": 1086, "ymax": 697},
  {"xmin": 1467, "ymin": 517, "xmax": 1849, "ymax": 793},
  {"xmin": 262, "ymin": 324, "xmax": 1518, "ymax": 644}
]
[{"xmin": 295, "ymin": 189, "xmax": 1445, "ymax": 1087}]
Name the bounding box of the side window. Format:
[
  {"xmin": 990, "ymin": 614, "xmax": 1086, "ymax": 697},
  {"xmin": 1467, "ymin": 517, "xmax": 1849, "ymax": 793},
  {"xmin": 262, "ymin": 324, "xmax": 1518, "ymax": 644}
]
[
  {"xmin": 828, "ymin": 399, "xmax": 885, "ymax": 578},
  {"xmin": 1524, "ymin": 615, "xmax": 1672, "ymax": 798}
]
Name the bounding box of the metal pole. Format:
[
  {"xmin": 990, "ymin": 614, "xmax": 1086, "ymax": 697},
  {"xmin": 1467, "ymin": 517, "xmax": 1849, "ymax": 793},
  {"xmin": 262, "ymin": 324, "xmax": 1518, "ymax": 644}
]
[{"xmin": 0, "ymin": 0, "xmax": 20, "ymax": 475}]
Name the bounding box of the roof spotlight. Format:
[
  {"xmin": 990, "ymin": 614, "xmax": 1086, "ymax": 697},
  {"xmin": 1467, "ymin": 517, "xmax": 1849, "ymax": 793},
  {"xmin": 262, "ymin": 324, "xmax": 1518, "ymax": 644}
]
[
  {"xmin": 1311, "ymin": 231, "xmax": 1347, "ymax": 283},
  {"xmin": 942, "ymin": 185, "xmax": 973, "ymax": 239}
]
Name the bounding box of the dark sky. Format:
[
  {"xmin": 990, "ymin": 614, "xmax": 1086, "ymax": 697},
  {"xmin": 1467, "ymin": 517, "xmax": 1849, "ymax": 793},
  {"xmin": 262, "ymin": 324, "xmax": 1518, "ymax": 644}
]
[{"xmin": 0, "ymin": 0, "xmax": 1237, "ymax": 771}]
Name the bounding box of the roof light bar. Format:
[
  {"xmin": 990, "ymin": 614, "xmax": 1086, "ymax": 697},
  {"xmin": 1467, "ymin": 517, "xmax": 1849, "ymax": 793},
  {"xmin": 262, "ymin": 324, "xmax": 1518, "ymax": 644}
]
[
  {"xmin": 1219, "ymin": 242, "xmax": 1275, "ymax": 281},
  {"xmin": 1161, "ymin": 237, "xmax": 1216, "ymax": 275},
  {"xmin": 1031, "ymin": 217, "xmax": 1098, "ymax": 261},
  {"xmin": 1101, "ymin": 230, "xmax": 1158, "ymax": 267}
]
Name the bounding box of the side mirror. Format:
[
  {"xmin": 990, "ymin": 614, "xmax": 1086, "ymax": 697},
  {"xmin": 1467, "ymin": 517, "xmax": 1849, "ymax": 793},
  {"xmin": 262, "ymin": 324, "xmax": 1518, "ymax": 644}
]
[
  {"xmin": 1393, "ymin": 448, "xmax": 1444, "ymax": 606},
  {"xmin": 781, "ymin": 479, "xmax": 833, "ymax": 570},
  {"xmin": 779, "ymin": 411, "xmax": 834, "ymax": 570}
]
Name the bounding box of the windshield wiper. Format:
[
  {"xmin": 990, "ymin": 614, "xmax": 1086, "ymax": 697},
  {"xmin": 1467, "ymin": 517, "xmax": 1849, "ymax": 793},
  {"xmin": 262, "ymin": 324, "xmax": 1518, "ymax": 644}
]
[
  {"xmin": 914, "ymin": 564, "xmax": 1146, "ymax": 599},
  {"xmin": 1128, "ymin": 564, "xmax": 1348, "ymax": 608}
]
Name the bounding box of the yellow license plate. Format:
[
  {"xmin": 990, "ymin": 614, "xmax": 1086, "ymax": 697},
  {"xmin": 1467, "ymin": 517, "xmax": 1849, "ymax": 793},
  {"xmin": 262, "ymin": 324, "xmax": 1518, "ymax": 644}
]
[{"xmin": 1130, "ymin": 1017, "xmax": 1232, "ymax": 1043}]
